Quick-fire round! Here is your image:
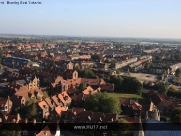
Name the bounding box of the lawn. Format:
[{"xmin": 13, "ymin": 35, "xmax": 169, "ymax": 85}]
[
  {"xmin": 108, "ymin": 92, "xmax": 149, "ymax": 105},
  {"xmin": 172, "ymin": 77, "xmax": 181, "ymax": 84}
]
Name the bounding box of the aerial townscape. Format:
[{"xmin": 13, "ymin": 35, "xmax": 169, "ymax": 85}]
[
  {"xmin": 1, "ymin": 0, "xmax": 181, "ymax": 136},
  {"xmin": 0, "ymin": 36, "xmax": 181, "ymax": 136}
]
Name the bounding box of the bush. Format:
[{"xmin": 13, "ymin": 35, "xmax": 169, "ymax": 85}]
[{"xmin": 167, "ymin": 90, "xmax": 181, "ymax": 99}]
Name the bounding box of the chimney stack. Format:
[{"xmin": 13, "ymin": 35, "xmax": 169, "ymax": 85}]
[
  {"xmin": 16, "ymin": 113, "xmax": 20, "ymax": 123},
  {"xmin": 33, "ymin": 118, "xmax": 36, "ymax": 125},
  {"xmin": 25, "ymin": 118, "xmax": 28, "ymax": 123}
]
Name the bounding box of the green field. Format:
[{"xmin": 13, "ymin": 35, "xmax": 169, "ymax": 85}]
[{"xmin": 108, "ymin": 93, "xmax": 149, "ymax": 104}]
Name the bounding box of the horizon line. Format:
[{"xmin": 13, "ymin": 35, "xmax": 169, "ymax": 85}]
[{"xmin": 0, "ymin": 33, "xmax": 181, "ymax": 41}]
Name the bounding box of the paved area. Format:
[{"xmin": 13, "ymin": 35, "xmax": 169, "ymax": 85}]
[{"xmin": 120, "ymin": 72, "xmax": 159, "ymax": 82}]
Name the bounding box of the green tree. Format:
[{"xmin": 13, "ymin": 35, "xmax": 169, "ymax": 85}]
[
  {"xmin": 154, "ymin": 82, "xmax": 168, "ymax": 94},
  {"xmin": 42, "ymin": 91, "xmax": 49, "ymax": 100},
  {"xmin": 0, "ymin": 123, "xmax": 22, "ymax": 136},
  {"xmin": 91, "ymin": 54, "xmax": 104, "ymax": 62},
  {"xmin": 27, "ymin": 103, "xmax": 38, "ymax": 120},
  {"xmin": 170, "ymin": 107, "xmax": 181, "ymax": 123},
  {"xmin": 42, "ymin": 78, "xmax": 52, "ymax": 87},
  {"xmin": 144, "ymin": 63, "xmax": 150, "ymax": 69},
  {"xmin": 111, "ymin": 118, "xmax": 135, "ymax": 135},
  {"xmin": 175, "ymin": 68, "xmax": 181, "ymax": 77},
  {"xmin": 84, "ymin": 92, "xmax": 121, "ymax": 114},
  {"xmin": 21, "ymin": 99, "xmax": 38, "ymax": 120},
  {"xmin": 78, "ymin": 83, "xmax": 87, "ymax": 90},
  {"xmin": 84, "ymin": 69, "xmax": 96, "ymax": 78},
  {"xmin": 50, "ymin": 62, "xmax": 56, "ymax": 67},
  {"xmin": 121, "ymin": 77, "xmax": 143, "ymax": 94}
]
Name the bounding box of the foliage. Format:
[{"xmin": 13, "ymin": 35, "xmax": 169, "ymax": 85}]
[
  {"xmin": 21, "ymin": 99, "xmax": 38, "ymax": 120},
  {"xmin": 84, "ymin": 92, "xmax": 121, "ymax": 114},
  {"xmin": 154, "ymin": 82, "xmax": 168, "ymax": 94},
  {"xmin": 84, "ymin": 69, "xmax": 96, "ymax": 78},
  {"xmin": 0, "ymin": 123, "xmax": 22, "ymax": 136},
  {"xmin": 78, "ymin": 83, "xmax": 87, "ymax": 90},
  {"xmin": 50, "ymin": 62, "xmax": 56, "ymax": 67},
  {"xmin": 91, "ymin": 54, "xmax": 104, "ymax": 62},
  {"xmin": 41, "ymin": 78, "xmax": 52, "ymax": 87},
  {"xmin": 111, "ymin": 118, "xmax": 135, "ymax": 135},
  {"xmin": 167, "ymin": 90, "xmax": 181, "ymax": 99},
  {"xmin": 170, "ymin": 107, "xmax": 181, "ymax": 123},
  {"xmin": 144, "ymin": 62, "xmax": 150, "ymax": 69},
  {"xmin": 121, "ymin": 77, "xmax": 143, "ymax": 94},
  {"xmin": 42, "ymin": 91, "xmax": 49, "ymax": 100},
  {"xmin": 104, "ymin": 75, "xmax": 123, "ymax": 92},
  {"xmin": 175, "ymin": 68, "xmax": 181, "ymax": 77},
  {"xmin": 172, "ymin": 76, "xmax": 181, "ymax": 84},
  {"xmin": 104, "ymin": 75, "xmax": 143, "ymax": 94},
  {"xmin": 76, "ymin": 68, "xmax": 96, "ymax": 79}
]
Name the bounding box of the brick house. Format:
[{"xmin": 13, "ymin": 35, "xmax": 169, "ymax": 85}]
[
  {"xmin": 148, "ymin": 90, "xmax": 178, "ymax": 116},
  {"xmin": 0, "ymin": 96, "xmax": 12, "ymax": 115},
  {"xmin": 120, "ymin": 98, "xmax": 142, "ymax": 116}
]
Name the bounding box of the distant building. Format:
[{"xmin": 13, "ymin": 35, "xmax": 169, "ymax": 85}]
[{"xmin": 2, "ymin": 56, "xmax": 31, "ymax": 68}]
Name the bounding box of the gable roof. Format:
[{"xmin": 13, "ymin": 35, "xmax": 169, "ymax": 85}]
[
  {"xmin": 35, "ymin": 125, "xmax": 52, "ymax": 136},
  {"xmin": 55, "ymin": 106, "xmax": 67, "ymax": 115}
]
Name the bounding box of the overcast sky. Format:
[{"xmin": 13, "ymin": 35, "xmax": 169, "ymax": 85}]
[{"xmin": 0, "ymin": 0, "xmax": 181, "ymax": 39}]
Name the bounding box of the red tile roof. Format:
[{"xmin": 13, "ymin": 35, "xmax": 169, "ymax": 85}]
[
  {"xmin": 35, "ymin": 125, "xmax": 52, "ymax": 136},
  {"xmin": 55, "ymin": 106, "xmax": 67, "ymax": 115}
]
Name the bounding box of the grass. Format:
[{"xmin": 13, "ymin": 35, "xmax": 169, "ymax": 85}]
[
  {"xmin": 172, "ymin": 77, "xmax": 181, "ymax": 84},
  {"xmin": 108, "ymin": 92, "xmax": 149, "ymax": 105}
]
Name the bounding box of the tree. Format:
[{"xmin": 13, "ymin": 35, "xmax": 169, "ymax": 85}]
[
  {"xmin": 154, "ymin": 82, "xmax": 168, "ymax": 94},
  {"xmin": 76, "ymin": 68, "xmax": 96, "ymax": 79},
  {"xmin": 84, "ymin": 92, "xmax": 121, "ymax": 114},
  {"xmin": 121, "ymin": 77, "xmax": 143, "ymax": 94},
  {"xmin": 0, "ymin": 123, "xmax": 22, "ymax": 136},
  {"xmin": 42, "ymin": 91, "xmax": 49, "ymax": 100},
  {"xmin": 84, "ymin": 69, "xmax": 96, "ymax": 79},
  {"xmin": 111, "ymin": 118, "xmax": 135, "ymax": 135},
  {"xmin": 144, "ymin": 63, "xmax": 150, "ymax": 69},
  {"xmin": 21, "ymin": 99, "xmax": 38, "ymax": 120},
  {"xmin": 42, "ymin": 78, "xmax": 52, "ymax": 87},
  {"xmin": 175, "ymin": 68, "xmax": 181, "ymax": 77},
  {"xmin": 91, "ymin": 54, "xmax": 104, "ymax": 62},
  {"xmin": 50, "ymin": 62, "xmax": 56, "ymax": 67},
  {"xmin": 108, "ymin": 75, "xmax": 123, "ymax": 92},
  {"xmin": 78, "ymin": 83, "xmax": 87, "ymax": 90},
  {"xmin": 170, "ymin": 107, "xmax": 181, "ymax": 123}
]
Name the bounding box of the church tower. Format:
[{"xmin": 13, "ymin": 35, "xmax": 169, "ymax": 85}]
[{"xmin": 133, "ymin": 116, "xmax": 144, "ymax": 136}]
